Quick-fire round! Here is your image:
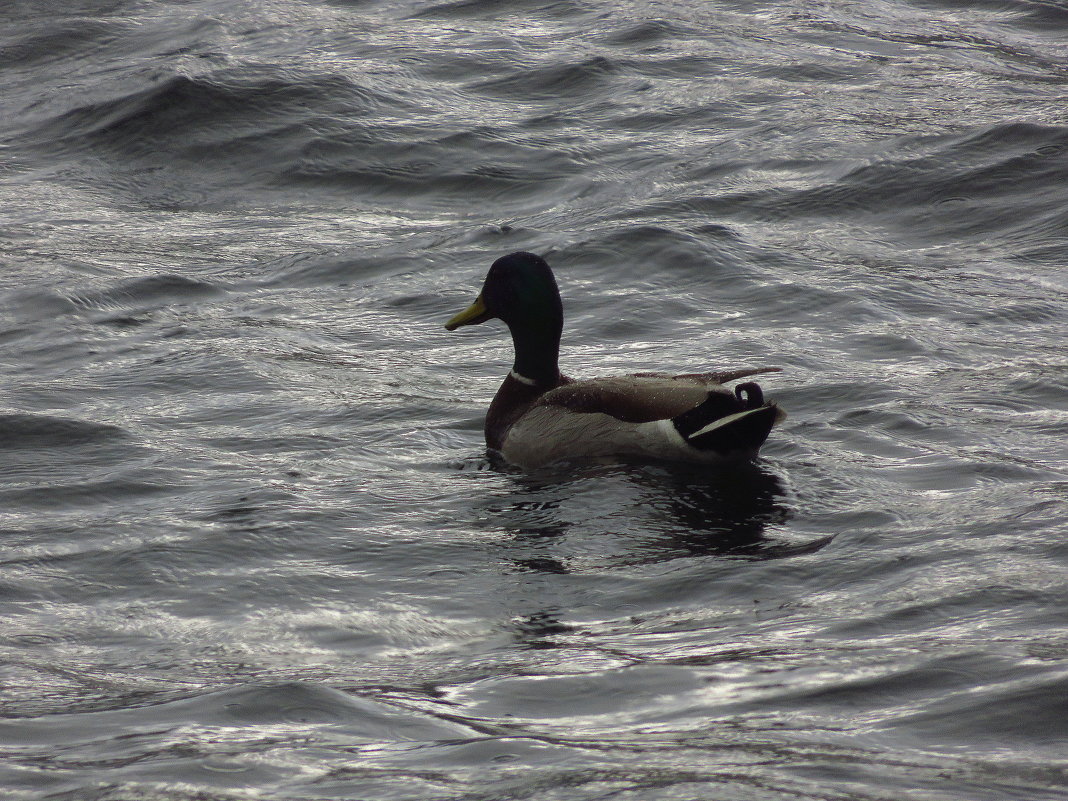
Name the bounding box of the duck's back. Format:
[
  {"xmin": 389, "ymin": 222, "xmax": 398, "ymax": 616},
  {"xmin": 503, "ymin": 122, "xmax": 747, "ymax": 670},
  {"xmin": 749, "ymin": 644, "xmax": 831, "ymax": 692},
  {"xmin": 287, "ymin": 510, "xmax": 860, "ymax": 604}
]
[
  {"xmin": 501, "ymin": 373, "xmax": 756, "ymax": 468},
  {"xmin": 536, "ymin": 374, "xmax": 716, "ymax": 422}
]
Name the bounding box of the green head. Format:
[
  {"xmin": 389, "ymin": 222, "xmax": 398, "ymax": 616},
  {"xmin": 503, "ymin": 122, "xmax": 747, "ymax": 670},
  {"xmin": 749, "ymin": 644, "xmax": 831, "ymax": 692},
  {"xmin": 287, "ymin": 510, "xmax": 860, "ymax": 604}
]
[{"xmin": 445, "ymin": 252, "xmax": 564, "ymax": 385}]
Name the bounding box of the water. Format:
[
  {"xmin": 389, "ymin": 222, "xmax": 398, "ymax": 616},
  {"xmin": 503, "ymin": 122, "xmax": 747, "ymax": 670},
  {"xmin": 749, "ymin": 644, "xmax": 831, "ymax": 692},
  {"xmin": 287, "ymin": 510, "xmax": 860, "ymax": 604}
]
[{"xmin": 2, "ymin": 0, "xmax": 1067, "ymax": 798}]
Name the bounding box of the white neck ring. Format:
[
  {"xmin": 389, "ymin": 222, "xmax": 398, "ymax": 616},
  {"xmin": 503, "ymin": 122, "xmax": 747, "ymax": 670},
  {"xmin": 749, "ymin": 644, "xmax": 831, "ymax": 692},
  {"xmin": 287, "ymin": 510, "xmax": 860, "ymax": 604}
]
[{"xmin": 509, "ymin": 369, "xmax": 538, "ymax": 386}]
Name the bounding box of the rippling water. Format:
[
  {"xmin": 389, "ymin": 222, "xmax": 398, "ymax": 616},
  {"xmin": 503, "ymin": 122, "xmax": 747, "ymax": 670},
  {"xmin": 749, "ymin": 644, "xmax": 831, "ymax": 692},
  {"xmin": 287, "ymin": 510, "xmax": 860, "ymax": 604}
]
[{"xmin": 2, "ymin": 0, "xmax": 1067, "ymax": 798}]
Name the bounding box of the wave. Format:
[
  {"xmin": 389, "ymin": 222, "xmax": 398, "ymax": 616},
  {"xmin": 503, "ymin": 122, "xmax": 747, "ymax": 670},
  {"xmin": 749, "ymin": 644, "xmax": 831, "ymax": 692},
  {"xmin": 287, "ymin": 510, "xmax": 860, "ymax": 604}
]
[
  {"xmin": 611, "ymin": 122, "xmax": 1068, "ymax": 255},
  {"xmin": 469, "ymin": 55, "xmax": 619, "ymax": 101},
  {"xmin": 916, "ymin": 0, "xmax": 1068, "ymax": 30},
  {"xmin": 27, "ymin": 68, "xmax": 392, "ymax": 152},
  {"xmin": 68, "ymin": 274, "xmax": 225, "ymax": 315},
  {"xmin": 409, "ymin": 0, "xmax": 586, "ymax": 19},
  {"xmin": 0, "ymin": 18, "xmax": 121, "ymax": 70},
  {"xmin": 0, "ymin": 413, "xmax": 128, "ymax": 449}
]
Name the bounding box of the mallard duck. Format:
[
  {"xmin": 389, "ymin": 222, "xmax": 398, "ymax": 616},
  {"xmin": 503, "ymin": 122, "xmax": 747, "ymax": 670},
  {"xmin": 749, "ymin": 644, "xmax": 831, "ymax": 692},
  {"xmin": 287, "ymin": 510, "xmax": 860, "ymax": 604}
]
[{"xmin": 445, "ymin": 251, "xmax": 785, "ymax": 468}]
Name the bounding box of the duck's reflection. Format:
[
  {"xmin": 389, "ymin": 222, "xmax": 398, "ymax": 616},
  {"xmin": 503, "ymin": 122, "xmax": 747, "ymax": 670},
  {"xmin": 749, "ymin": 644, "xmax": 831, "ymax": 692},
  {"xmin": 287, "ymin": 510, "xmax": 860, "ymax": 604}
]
[
  {"xmin": 645, "ymin": 461, "xmax": 797, "ymax": 559},
  {"xmin": 478, "ymin": 458, "xmax": 818, "ymax": 566},
  {"xmin": 468, "ymin": 458, "xmax": 831, "ymax": 650}
]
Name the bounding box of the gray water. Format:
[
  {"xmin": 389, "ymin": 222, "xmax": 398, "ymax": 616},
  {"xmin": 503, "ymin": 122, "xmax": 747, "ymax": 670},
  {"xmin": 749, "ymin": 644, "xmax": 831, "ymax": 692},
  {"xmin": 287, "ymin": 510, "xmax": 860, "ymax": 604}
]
[{"xmin": 2, "ymin": 1, "xmax": 1068, "ymax": 799}]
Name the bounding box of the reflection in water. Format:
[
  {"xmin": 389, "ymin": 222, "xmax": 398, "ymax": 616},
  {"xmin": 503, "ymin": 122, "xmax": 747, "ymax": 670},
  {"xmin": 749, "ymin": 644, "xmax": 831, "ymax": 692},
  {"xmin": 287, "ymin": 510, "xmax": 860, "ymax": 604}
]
[
  {"xmin": 513, "ymin": 611, "xmax": 575, "ymax": 650},
  {"xmin": 645, "ymin": 462, "xmax": 812, "ymax": 560},
  {"xmin": 470, "ymin": 458, "xmax": 831, "ymax": 649},
  {"xmin": 476, "ymin": 457, "xmax": 831, "ymax": 567}
]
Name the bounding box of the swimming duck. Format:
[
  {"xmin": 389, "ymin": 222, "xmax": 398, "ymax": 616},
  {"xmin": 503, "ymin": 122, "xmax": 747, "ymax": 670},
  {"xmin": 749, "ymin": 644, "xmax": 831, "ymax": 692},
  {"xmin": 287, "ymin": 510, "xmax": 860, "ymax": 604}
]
[{"xmin": 445, "ymin": 251, "xmax": 784, "ymax": 468}]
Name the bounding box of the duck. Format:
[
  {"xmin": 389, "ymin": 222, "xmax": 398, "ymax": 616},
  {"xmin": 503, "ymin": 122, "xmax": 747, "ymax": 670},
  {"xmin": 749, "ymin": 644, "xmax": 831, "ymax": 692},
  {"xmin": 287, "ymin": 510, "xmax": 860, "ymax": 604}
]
[{"xmin": 445, "ymin": 251, "xmax": 785, "ymax": 469}]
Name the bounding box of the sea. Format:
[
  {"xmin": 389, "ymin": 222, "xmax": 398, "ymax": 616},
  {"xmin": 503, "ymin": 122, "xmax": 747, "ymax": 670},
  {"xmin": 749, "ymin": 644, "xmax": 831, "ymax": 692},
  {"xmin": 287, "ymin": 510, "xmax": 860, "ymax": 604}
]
[{"xmin": 1, "ymin": 1, "xmax": 1067, "ymax": 799}]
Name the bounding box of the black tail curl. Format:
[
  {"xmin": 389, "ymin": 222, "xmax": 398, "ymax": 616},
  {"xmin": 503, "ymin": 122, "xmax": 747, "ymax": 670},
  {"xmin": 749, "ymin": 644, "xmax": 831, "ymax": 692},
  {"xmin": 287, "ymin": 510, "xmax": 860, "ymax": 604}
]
[
  {"xmin": 671, "ymin": 380, "xmax": 776, "ymax": 454},
  {"xmin": 735, "ymin": 381, "xmax": 764, "ymax": 409}
]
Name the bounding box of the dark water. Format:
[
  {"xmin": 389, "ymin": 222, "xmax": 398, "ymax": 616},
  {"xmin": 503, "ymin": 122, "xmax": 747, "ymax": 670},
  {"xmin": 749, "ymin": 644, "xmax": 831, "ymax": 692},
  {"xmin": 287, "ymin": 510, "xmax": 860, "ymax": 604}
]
[{"xmin": 2, "ymin": 0, "xmax": 1068, "ymax": 798}]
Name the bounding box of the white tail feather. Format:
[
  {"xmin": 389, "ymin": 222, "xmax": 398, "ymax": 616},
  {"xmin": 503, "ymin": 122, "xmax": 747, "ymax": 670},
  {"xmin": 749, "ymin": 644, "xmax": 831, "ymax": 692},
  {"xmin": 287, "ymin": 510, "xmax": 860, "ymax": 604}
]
[{"xmin": 688, "ymin": 407, "xmax": 764, "ymax": 440}]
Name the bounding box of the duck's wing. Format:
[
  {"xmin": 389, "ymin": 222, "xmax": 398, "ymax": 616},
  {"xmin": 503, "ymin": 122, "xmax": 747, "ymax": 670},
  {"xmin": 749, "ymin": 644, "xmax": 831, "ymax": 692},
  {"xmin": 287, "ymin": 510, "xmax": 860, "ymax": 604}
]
[
  {"xmin": 503, "ymin": 370, "xmax": 783, "ymax": 468},
  {"xmin": 631, "ymin": 367, "xmax": 782, "ymax": 384},
  {"xmin": 536, "ymin": 373, "xmax": 746, "ymax": 423}
]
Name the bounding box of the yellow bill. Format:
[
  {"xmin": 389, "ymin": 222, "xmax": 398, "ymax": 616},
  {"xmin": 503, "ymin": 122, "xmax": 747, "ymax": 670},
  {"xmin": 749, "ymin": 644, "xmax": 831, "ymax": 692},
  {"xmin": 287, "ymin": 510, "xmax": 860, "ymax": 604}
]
[{"xmin": 445, "ymin": 294, "xmax": 490, "ymax": 331}]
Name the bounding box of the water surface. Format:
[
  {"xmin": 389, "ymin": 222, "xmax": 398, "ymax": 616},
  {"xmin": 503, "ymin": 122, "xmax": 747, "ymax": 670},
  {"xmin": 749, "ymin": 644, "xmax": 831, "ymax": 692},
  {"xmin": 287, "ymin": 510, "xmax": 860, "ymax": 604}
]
[{"xmin": 1, "ymin": 0, "xmax": 1067, "ymax": 798}]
